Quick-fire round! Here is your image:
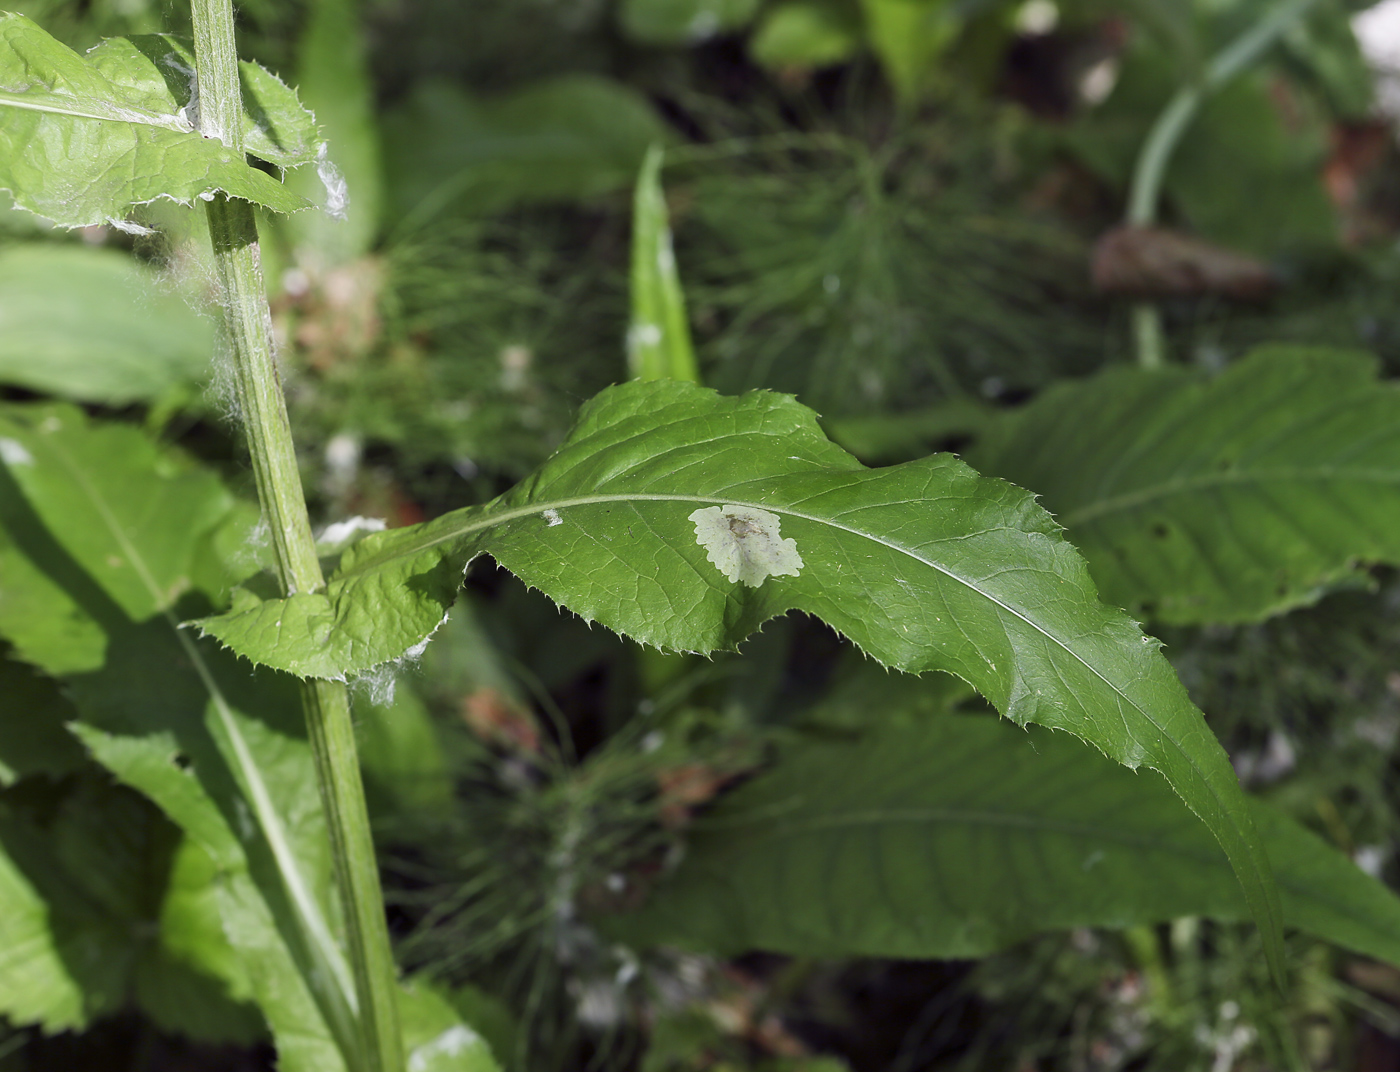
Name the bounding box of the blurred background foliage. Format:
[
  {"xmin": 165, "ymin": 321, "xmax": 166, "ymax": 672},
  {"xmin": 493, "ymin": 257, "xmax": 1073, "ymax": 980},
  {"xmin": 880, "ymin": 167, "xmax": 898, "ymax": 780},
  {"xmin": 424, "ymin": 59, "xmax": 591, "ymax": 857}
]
[{"xmin": 7, "ymin": 0, "xmax": 1400, "ymax": 1069}]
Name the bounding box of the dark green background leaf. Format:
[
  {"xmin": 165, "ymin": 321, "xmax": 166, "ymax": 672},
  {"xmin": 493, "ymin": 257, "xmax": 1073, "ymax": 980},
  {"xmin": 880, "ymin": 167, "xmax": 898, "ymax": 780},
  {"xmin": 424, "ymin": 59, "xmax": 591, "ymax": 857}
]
[
  {"xmin": 611, "ymin": 713, "xmax": 1400, "ymax": 966},
  {"xmin": 971, "ymin": 347, "xmax": 1400, "ymax": 624}
]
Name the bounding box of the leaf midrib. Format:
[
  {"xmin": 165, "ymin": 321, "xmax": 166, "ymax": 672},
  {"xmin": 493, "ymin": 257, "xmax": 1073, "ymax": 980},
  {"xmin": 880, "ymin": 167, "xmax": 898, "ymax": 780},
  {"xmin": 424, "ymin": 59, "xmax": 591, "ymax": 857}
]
[
  {"xmin": 0, "ymin": 88, "xmax": 191, "ymax": 132},
  {"xmin": 338, "ymin": 490, "xmax": 1222, "ymax": 817}
]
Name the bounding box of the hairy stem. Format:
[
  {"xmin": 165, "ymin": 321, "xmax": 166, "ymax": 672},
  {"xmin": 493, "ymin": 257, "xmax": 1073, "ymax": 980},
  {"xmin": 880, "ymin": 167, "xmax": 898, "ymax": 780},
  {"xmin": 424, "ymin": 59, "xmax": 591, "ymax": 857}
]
[
  {"xmin": 189, "ymin": 1, "xmax": 405, "ymax": 1069},
  {"xmin": 1126, "ymin": 0, "xmax": 1320, "ymax": 369}
]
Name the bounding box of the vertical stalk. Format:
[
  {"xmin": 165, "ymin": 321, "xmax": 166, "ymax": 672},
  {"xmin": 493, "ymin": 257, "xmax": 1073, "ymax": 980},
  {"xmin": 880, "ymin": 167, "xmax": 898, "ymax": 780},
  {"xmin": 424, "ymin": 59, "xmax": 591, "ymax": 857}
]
[
  {"xmin": 1125, "ymin": 0, "xmax": 1320, "ymax": 369},
  {"xmin": 189, "ymin": 2, "xmax": 404, "ymax": 1070}
]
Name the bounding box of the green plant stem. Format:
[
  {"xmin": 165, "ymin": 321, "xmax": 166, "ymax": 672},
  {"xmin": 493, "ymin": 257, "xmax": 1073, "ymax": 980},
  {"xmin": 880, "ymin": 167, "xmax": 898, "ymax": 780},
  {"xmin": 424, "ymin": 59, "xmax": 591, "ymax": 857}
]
[
  {"xmin": 1125, "ymin": 0, "xmax": 1320, "ymax": 369},
  {"xmin": 189, "ymin": 1, "xmax": 405, "ymax": 1070}
]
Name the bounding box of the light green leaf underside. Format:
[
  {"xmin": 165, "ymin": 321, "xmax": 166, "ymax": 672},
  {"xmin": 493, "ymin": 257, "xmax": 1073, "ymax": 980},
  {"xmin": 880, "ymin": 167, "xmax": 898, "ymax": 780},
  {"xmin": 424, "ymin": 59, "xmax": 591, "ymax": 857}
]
[
  {"xmin": 972, "ymin": 346, "xmax": 1400, "ymax": 625},
  {"xmin": 0, "ymin": 244, "xmax": 213, "ymax": 403},
  {"xmin": 196, "ymin": 378, "xmax": 1285, "ymax": 977},
  {"xmin": 0, "ymin": 404, "xmax": 506, "ymax": 1069},
  {"xmin": 398, "ymin": 977, "xmax": 502, "ymax": 1072},
  {"xmin": 0, "ymin": 405, "xmax": 349, "ymax": 1071},
  {"xmin": 0, "ymin": 15, "xmax": 316, "ymax": 226},
  {"xmin": 0, "ymin": 403, "xmax": 235, "ymax": 674},
  {"xmin": 628, "ymin": 144, "xmax": 699, "ymax": 383},
  {"xmin": 611, "ymin": 715, "xmax": 1400, "ymax": 966}
]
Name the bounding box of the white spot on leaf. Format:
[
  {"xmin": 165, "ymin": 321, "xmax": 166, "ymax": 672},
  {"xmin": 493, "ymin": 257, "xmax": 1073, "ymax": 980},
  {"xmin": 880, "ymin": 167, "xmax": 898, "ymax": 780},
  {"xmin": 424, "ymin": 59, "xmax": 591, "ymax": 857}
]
[
  {"xmin": 627, "ymin": 323, "xmax": 662, "ymax": 351},
  {"xmin": 0, "ymin": 439, "xmax": 32, "ymax": 466},
  {"xmin": 689, "ymin": 505, "xmax": 804, "ymax": 588},
  {"xmin": 316, "ymin": 515, "xmax": 385, "ymax": 552},
  {"xmin": 407, "ymin": 1025, "xmax": 485, "ymax": 1072},
  {"xmin": 543, "ymin": 508, "xmax": 562, "ymax": 527}
]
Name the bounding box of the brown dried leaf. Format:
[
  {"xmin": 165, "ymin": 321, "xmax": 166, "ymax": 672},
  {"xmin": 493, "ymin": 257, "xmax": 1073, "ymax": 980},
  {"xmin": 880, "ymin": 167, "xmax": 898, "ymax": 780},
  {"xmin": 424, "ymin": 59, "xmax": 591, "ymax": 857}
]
[{"xmin": 1091, "ymin": 226, "xmax": 1275, "ymax": 300}]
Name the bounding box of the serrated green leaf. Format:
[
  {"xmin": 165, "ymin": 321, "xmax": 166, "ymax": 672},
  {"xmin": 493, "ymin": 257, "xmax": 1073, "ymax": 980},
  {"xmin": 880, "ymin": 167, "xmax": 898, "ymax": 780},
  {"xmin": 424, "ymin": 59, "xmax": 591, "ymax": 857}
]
[
  {"xmin": 195, "ymin": 378, "xmax": 1285, "ymax": 977},
  {"xmin": 971, "ymin": 346, "xmax": 1400, "ymax": 625},
  {"xmin": 619, "ymin": 0, "xmax": 761, "ymax": 44},
  {"xmin": 0, "ymin": 244, "xmax": 213, "ymax": 403},
  {"xmin": 628, "ymin": 145, "xmax": 699, "ymax": 384},
  {"xmin": 0, "ymin": 15, "xmax": 316, "ymax": 226},
  {"xmin": 0, "ymin": 404, "xmax": 503, "ymax": 1068},
  {"xmin": 610, "ymin": 714, "xmax": 1400, "ymax": 967}
]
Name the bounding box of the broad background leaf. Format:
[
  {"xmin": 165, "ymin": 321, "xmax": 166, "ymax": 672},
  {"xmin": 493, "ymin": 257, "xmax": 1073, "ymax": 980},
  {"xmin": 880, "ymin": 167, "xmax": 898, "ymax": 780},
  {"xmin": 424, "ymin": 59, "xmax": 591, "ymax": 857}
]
[
  {"xmin": 971, "ymin": 346, "xmax": 1400, "ymax": 624},
  {"xmin": 0, "ymin": 15, "xmax": 317, "ymax": 226},
  {"xmin": 0, "ymin": 244, "xmax": 213, "ymax": 403},
  {"xmin": 382, "ymin": 75, "xmax": 669, "ymax": 229},
  {"xmin": 610, "ymin": 709, "xmax": 1400, "ymax": 965},
  {"xmin": 197, "ymin": 378, "xmax": 1286, "ymax": 974}
]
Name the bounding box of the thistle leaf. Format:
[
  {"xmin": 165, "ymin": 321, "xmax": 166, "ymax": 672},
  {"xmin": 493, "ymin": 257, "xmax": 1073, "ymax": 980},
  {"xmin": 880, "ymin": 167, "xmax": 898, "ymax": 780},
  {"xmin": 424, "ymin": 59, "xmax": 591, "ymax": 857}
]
[
  {"xmin": 195, "ymin": 378, "xmax": 1286, "ymax": 977},
  {"xmin": 0, "ymin": 15, "xmax": 318, "ymax": 226}
]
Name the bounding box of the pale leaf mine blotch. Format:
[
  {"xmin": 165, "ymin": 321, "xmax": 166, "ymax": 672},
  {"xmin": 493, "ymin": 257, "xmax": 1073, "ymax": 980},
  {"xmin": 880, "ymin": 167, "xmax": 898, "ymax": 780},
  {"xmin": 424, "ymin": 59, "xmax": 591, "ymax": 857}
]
[{"xmin": 689, "ymin": 505, "xmax": 804, "ymax": 588}]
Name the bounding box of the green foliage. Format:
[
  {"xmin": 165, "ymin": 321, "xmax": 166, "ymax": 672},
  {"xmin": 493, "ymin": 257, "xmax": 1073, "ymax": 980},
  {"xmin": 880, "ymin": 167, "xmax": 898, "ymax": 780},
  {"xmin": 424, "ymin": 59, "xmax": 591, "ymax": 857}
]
[
  {"xmin": 628, "ymin": 147, "xmax": 700, "ymax": 384},
  {"xmin": 0, "ymin": 15, "xmax": 319, "ymax": 227},
  {"xmin": 382, "ymin": 76, "xmax": 669, "ymax": 230},
  {"xmin": 283, "ymin": 0, "xmax": 382, "ymax": 265},
  {"xmin": 619, "ymin": 0, "xmax": 761, "ymax": 45},
  {"xmin": 7, "ymin": 0, "xmax": 1400, "ymax": 1064},
  {"xmin": 748, "ymin": 0, "xmax": 863, "ymax": 70},
  {"xmin": 0, "ymin": 243, "xmax": 213, "ymax": 404},
  {"xmin": 972, "ymin": 346, "xmax": 1400, "ymax": 625},
  {"xmin": 0, "ymin": 772, "xmax": 261, "ymax": 1039},
  {"xmin": 677, "ymin": 132, "xmax": 1098, "ymax": 414},
  {"xmin": 611, "ymin": 710, "xmax": 1400, "ymax": 965},
  {"xmin": 859, "ymin": 0, "xmax": 961, "ymax": 105},
  {"xmin": 1065, "ymin": 41, "xmax": 1335, "ymax": 255},
  {"xmin": 0, "ymin": 656, "xmax": 86, "ymax": 786}
]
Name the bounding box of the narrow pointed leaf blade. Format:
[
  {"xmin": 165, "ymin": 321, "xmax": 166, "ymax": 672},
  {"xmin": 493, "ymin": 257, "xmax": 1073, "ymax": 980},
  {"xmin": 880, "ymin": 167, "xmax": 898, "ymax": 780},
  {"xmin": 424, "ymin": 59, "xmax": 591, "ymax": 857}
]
[
  {"xmin": 196, "ymin": 379, "xmax": 1285, "ymax": 974},
  {"xmin": 628, "ymin": 145, "xmax": 699, "ymax": 383},
  {"xmin": 610, "ymin": 716, "xmax": 1400, "ymax": 966},
  {"xmin": 971, "ymin": 347, "xmax": 1400, "ymax": 624},
  {"xmin": 0, "ymin": 15, "xmax": 315, "ymax": 226}
]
